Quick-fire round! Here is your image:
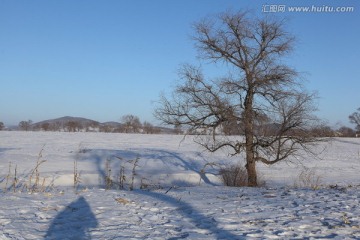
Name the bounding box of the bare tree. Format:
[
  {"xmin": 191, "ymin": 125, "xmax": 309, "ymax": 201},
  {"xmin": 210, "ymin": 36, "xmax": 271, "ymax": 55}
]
[
  {"xmin": 174, "ymin": 123, "xmax": 183, "ymax": 135},
  {"xmin": 143, "ymin": 121, "xmax": 158, "ymax": 134},
  {"xmin": 83, "ymin": 121, "xmax": 99, "ymax": 132},
  {"xmin": 41, "ymin": 123, "xmax": 51, "ymax": 131},
  {"xmin": 337, "ymin": 126, "xmax": 356, "ymax": 137},
  {"xmin": 99, "ymin": 125, "xmax": 112, "ymax": 133},
  {"xmin": 49, "ymin": 121, "xmax": 62, "ymax": 131},
  {"xmin": 0, "ymin": 122, "xmax": 4, "ymax": 130},
  {"xmin": 121, "ymin": 115, "xmax": 142, "ymax": 133},
  {"xmin": 310, "ymin": 125, "xmax": 335, "ymax": 137},
  {"xmin": 349, "ymin": 107, "xmax": 360, "ymax": 132},
  {"xmin": 65, "ymin": 121, "xmax": 82, "ymax": 132},
  {"xmin": 19, "ymin": 120, "xmax": 33, "ymax": 131},
  {"xmin": 155, "ymin": 11, "xmax": 320, "ymax": 187}
]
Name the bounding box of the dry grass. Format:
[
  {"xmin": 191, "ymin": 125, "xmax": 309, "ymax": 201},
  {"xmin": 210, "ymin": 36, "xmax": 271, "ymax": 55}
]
[
  {"xmin": 219, "ymin": 164, "xmax": 249, "ymax": 187},
  {"xmin": 1, "ymin": 147, "xmax": 54, "ymax": 193},
  {"xmin": 294, "ymin": 167, "xmax": 322, "ymax": 190},
  {"xmin": 73, "ymin": 158, "xmax": 81, "ymax": 191},
  {"xmin": 104, "ymin": 155, "xmax": 141, "ymax": 191},
  {"xmin": 219, "ymin": 164, "xmax": 266, "ymax": 187}
]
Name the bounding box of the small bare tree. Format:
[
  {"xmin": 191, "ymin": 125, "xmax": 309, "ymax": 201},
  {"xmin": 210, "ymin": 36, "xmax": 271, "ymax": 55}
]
[
  {"xmin": 143, "ymin": 121, "xmax": 159, "ymax": 134},
  {"xmin": 337, "ymin": 126, "xmax": 355, "ymax": 137},
  {"xmin": 0, "ymin": 122, "xmax": 4, "ymax": 130},
  {"xmin": 349, "ymin": 107, "xmax": 360, "ymax": 132},
  {"xmin": 121, "ymin": 115, "xmax": 142, "ymax": 133},
  {"xmin": 19, "ymin": 120, "xmax": 33, "ymax": 131},
  {"xmin": 155, "ymin": 11, "xmax": 321, "ymax": 187},
  {"xmin": 65, "ymin": 121, "xmax": 82, "ymax": 132},
  {"xmin": 50, "ymin": 121, "xmax": 62, "ymax": 131},
  {"xmin": 41, "ymin": 123, "xmax": 50, "ymax": 131}
]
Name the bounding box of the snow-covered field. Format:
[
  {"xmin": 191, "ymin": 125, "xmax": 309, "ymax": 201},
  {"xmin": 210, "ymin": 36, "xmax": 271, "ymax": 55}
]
[{"xmin": 0, "ymin": 131, "xmax": 359, "ymax": 239}]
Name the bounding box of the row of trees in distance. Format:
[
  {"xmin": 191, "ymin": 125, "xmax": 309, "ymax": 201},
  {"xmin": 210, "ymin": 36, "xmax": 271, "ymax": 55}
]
[
  {"xmin": 0, "ymin": 115, "xmax": 165, "ymax": 134},
  {"xmin": 1, "ymin": 109, "xmax": 359, "ymax": 137}
]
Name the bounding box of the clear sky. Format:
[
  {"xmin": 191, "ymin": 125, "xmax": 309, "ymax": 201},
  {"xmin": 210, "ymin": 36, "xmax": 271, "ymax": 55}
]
[{"xmin": 0, "ymin": 0, "xmax": 359, "ymax": 128}]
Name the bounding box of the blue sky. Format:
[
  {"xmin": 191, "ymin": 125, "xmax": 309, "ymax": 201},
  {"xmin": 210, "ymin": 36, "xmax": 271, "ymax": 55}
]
[{"xmin": 0, "ymin": 0, "xmax": 359, "ymax": 128}]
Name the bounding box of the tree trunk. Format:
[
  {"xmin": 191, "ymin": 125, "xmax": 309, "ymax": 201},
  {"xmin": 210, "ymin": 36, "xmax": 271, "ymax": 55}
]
[
  {"xmin": 246, "ymin": 156, "xmax": 257, "ymax": 187},
  {"xmin": 244, "ymin": 88, "xmax": 258, "ymax": 187}
]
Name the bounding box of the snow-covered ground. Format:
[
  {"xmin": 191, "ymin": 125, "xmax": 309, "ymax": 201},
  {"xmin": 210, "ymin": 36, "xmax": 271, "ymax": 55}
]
[{"xmin": 0, "ymin": 131, "xmax": 359, "ymax": 239}]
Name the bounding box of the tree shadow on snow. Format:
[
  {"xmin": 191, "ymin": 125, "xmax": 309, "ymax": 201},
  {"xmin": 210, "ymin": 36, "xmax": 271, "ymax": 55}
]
[
  {"xmin": 0, "ymin": 147, "xmax": 18, "ymax": 155},
  {"xmin": 333, "ymin": 138, "xmax": 360, "ymax": 146},
  {"xmin": 136, "ymin": 189, "xmax": 243, "ymax": 239},
  {"xmin": 45, "ymin": 196, "xmax": 98, "ymax": 240},
  {"xmin": 78, "ymin": 148, "xmax": 217, "ymax": 187}
]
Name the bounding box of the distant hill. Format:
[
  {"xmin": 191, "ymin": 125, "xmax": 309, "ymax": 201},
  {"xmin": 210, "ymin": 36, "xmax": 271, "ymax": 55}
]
[
  {"xmin": 34, "ymin": 116, "xmax": 100, "ymax": 126},
  {"xmin": 31, "ymin": 116, "xmax": 99, "ymax": 132}
]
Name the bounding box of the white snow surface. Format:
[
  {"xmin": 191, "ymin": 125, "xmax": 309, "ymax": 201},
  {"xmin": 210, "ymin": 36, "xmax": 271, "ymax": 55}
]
[{"xmin": 0, "ymin": 131, "xmax": 360, "ymax": 239}]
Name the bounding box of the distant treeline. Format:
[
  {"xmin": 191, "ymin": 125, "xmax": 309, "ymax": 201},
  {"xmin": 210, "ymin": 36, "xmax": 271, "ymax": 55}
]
[
  {"xmin": 0, "ymin": 115, "xmax": 358, "ymax": 137},
  {"xmin": 1, "ymin": 115, "xmax": 181, "ymax": 135}
]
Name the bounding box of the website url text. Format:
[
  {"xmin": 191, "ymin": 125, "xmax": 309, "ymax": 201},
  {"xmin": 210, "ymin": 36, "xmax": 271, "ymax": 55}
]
[{"xmin": 262, "ymin": 5, "xmax": 354, "ymax": 13}]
